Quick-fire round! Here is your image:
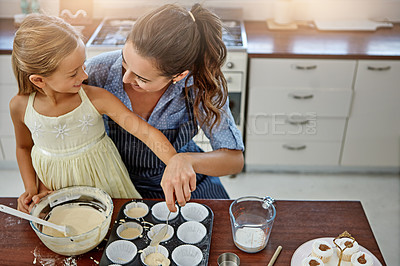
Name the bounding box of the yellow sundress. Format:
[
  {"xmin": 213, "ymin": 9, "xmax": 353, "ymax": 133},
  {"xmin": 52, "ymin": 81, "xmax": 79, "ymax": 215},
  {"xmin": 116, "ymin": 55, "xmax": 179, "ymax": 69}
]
[{"xmin": 24, "ymin": 88, "xmax": 141, "ymax": 198}]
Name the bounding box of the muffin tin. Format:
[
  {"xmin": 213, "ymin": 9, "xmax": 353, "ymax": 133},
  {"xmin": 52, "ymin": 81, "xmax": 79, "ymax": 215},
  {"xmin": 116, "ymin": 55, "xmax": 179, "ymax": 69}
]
[{"xmin": 99, "ymin": 200, "xmax": 214, "ymax": 265}]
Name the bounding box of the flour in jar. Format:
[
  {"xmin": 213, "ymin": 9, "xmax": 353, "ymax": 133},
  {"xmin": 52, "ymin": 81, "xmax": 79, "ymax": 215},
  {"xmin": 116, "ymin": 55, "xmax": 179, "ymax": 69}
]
[{"xmin": 42, "ymin": 205, "xmax": 105, "ymax": 237}]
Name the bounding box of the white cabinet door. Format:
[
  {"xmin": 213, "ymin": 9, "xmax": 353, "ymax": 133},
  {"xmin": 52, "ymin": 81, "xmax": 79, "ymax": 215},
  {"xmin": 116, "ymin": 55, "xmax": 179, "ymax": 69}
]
[
  {"xmin": 0, "ymin": 55, "xmax": 17, "ymax": 162},
  {"xmin": 250, "ymin": 58, "xmax": 355, "ymax": 90},
  {"xmin": 342, "ymin": 60, "xmax": 400, "ymax": 167},
  {"xmin": 246, "ymin": 139, "xmax": 342, "ymax": 166},
  {"xmin": 246, "ymin": 58, "xmax": 356, "ymax": 168},
  {"xmin": 247, "ymin": 87, "xmax": 352, "ymax": 117}
]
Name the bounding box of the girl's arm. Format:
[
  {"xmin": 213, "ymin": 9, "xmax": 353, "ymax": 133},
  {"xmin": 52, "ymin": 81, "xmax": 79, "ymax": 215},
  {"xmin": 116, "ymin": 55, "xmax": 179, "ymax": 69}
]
[
  {"xmin": 9, "ymin": 95, "xmax": 39, "ymax": 213},
  {"xmin": 161, "ymin": 148, "xmax": 244, "ymax": 211},
  {"xmin": 85, "ymin": 85, "xmax": 177, "ymax": 165}
]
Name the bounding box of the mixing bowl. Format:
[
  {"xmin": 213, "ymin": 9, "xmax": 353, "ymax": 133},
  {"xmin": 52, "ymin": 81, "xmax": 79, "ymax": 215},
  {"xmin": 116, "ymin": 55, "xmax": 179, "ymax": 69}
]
[{"xmin": 30, "ymin": 186, "xmax": 113, "ymax": 255}]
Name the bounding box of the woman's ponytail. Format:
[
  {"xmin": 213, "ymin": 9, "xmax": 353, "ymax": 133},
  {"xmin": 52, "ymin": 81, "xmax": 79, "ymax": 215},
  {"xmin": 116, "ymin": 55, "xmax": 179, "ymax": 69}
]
[{"xmin": 187, "ymin": 4, "xmax": 228, "ymax": 130}]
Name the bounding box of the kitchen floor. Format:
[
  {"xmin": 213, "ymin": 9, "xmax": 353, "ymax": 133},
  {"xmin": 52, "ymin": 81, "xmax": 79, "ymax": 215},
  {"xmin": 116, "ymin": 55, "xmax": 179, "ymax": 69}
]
[{"xmin": 0, "ymin": 169, "xmax": 398, "ymax": 265}]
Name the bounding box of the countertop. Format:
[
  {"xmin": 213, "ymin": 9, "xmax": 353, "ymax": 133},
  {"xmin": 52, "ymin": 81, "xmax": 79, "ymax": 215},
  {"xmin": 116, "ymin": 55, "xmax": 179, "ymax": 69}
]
[
  {"xmin": 244, "ymin": 21, "xmax": 400, "ymax": 59},
  {"xmin": 0, "ymin": 198, "xmax": 386, "ymax": 265},
  {"xmin": 1, "ymin": 18, "xmax": 400, "ymax": 59}
]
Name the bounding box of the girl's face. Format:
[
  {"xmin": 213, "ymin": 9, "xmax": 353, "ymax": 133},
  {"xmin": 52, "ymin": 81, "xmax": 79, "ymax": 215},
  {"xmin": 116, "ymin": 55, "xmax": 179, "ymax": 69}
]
[
  {"xmin": 122, "ymin": 41, "xmax": 173, "ymax": 93},
  {"xmin": 43, "ymin": 40, "xmax": 88, "ymax": 94}
]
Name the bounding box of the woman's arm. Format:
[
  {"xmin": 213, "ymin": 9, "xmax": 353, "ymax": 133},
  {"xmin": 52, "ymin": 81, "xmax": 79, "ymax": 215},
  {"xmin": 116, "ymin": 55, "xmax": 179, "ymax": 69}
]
[
  {"xmin": 85, "ymin": 85, "xmax": 177, "ymax": 165},
  {"xmin": 161, "ymin": 149, "xmax": 244, "ymax": 211},
  {"xmin": 9, "ymin": 95, "xmax": 39, "ymax": 213}
]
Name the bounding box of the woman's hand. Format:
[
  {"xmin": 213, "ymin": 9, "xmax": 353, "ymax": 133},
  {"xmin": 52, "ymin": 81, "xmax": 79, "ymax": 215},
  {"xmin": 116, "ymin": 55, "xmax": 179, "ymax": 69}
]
[{"xmin": 161, "ymin": 153, "xmax": 197, "ymax": 212}]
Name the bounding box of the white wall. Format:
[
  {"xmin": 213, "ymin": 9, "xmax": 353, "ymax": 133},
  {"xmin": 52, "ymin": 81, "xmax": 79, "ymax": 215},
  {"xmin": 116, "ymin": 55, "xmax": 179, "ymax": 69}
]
[{"xmin": 1, "ymin": 0, "xmax": 400, "ymax": 22}]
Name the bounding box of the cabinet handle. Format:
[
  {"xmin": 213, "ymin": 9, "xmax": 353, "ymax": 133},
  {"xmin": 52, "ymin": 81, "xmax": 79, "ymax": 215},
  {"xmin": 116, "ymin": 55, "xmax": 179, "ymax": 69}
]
[
  {"xmin": 294, "ymin": 65, "xmax": 317, "ymax": 70},
  {"xmin": 227, "ymin": 76, "xmax": 233, "ymax": 83},
  {"xmin": 283, "ymin": 144, "xmax": 307, "ymax": 151},
  {"xmin": 288, "ymin": 93, "xmax": 314, "ymax": 100},
  {"xmin": 367, "ymin": 66, "xmax": 391, "ymax": 71},
  {"xmin": 286, "ymin": 118, "xmax": 309, "ymax": 125}
]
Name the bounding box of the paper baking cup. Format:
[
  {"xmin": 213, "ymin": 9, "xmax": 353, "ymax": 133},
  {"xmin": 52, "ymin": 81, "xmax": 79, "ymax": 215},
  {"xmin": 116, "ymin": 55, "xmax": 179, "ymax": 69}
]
[
  {"xmin": 302, "ymin": 256, "xmax": 324, "ymax": 266},
  {"xmin": 172, "ymin": 244, "xmax": 203, "ymax": 266},
  {"xmin": 181, "ymin": 202, "xmax": 209, "ymax": 222},
  {"xmin": 148, "ymin": 223, "xmax": 174, "ymax": 242},
  {"xmin": 177, "ymin": 221, "xmax": 207, "ymax": 244},
  {"xmin": 123, "ymin": 202, "xmax": 149, "ymax": 219},
  {"xmin": 140, "ymin": 245, "xmax": 170, "ymax": 266},
  {"xmin": 116, "ymin": 221, "xmax": 143, "ymax": 240},
  {"xmin": 106, "ymin": 240, "xmax": 137, "ymax": 264},
  {"xmin": 151, "ymin": 201, "xmax": 179, "ymax": 221}
]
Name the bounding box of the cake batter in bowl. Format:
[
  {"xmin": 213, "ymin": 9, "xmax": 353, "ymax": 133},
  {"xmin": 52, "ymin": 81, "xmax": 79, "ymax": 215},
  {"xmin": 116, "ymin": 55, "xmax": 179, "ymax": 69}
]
[{"xmin": 30, "ymin": 186, "xmax": 113, "ymax": 255}]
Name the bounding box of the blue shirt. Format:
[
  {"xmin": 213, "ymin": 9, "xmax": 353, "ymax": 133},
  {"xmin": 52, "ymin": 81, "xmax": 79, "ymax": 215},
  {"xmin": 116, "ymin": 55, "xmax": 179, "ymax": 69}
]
[{"xmin": 85, "ymin": 50, "xmax": 244, "ymax": 152}]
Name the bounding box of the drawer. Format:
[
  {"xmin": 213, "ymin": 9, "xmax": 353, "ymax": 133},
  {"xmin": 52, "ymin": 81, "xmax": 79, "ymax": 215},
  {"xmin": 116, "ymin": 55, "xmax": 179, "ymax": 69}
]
[
  {"xmin": 225, "ymin": 72, "xmax": 243, "ymax": 93},
  {"xmin": 222, "ymin": 52, "xmax": 247, "ymax": 72},
  {"xmin": 247, "ymin": 88, "xmax": 352, "ymax": 117},
  {"xmin": 355, "ymin": 60, "xmax": 400, "ymax": 91},
  {"xmin": 0, "ymin": 55, "xmax": 18, "ymax": 85},
  {"xmin": 250, "ymin": 58, "xmax": 355, "ymax": 90},
  {"xmin": 0, "ymin": 84, "xmax": 17, "ymax": 112},
  {"xmin": 246, "ymin": 115, "xmax": 346, "ymax": 141},
  {"xmin": 0, "ymin": 111, "xmax": 14, "ymax": 136},
  {"xmin": 0, "ymin": 136, "xmax": 16, "ymax": 161},
  {"xmin": 245, "ymin": 140, "xmax": 341, "ymax": 166}
]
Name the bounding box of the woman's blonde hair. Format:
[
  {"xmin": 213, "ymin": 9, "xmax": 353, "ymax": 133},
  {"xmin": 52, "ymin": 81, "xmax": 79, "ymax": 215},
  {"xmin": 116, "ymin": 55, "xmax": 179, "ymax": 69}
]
[{"xmin": 12, "ymin": 13, "xmax": 81, "ymax": 95}]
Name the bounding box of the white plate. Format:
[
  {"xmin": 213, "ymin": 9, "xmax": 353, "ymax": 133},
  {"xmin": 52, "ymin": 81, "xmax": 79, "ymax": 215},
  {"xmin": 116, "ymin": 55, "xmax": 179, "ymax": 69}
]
[{"xmin": 291, "ymin": 237, "xmax": 382, "ymax": 266}]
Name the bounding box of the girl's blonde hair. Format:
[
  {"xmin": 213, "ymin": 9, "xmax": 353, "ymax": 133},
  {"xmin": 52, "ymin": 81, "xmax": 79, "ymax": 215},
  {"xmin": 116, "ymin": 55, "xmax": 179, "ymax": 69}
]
[{"xmin": 12, "ymin": 13, "xmax": 81, "ymax": 95}]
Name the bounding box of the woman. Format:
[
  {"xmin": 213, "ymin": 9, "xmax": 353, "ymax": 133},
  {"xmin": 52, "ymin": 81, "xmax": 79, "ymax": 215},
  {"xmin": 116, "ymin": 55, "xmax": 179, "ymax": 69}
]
[{"xmin": 85, "ymin": 4, "xmax": 244, "ymax": 211}]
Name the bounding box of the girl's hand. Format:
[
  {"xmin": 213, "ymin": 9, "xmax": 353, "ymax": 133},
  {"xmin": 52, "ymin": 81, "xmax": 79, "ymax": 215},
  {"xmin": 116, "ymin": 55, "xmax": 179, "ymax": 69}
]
[
  {"xmin": 161, "ymin": 153, "xmax": 197, "ymax": 212},
  {"xmin": 29, "ymin": 189, "xmax": 52, "ymax": 213},
  {"xmin": 17, "ymin": 188, "xmax": 37, "ymax": 213}
]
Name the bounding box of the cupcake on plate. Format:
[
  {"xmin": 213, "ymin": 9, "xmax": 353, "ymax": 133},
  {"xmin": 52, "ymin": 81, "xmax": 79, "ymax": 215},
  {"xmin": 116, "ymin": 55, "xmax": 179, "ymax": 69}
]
[
  {"xmin": 311, "ymin": 239, "xmax": 333, "ymax": 263},
  {"xmin": 302, "ymin": 256, "xmax": 324, "ymax": 266},
  {"xmin": 351, "ymin": 251, "xmax": 374, "ymax": 266},
  {"xmin": 336, "ymin": 237, "xmax": 360, "ymax": 262}
]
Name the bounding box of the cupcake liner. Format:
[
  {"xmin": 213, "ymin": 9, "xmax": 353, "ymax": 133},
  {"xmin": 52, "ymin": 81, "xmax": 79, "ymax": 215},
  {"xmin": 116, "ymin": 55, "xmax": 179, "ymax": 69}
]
[
  {"xmin": 105, "ymin": 240, "xmax": 137, "ymax": 264},
  {"xmin": 123, "ymin": 202, "xmax": 149, "ymax": 219},
  {"xmin": 181, "ymin": 203, "xmax": 209, "ymax": 222},
  {"xmin": 311, "ymin": 239, "xmax": 333, "ymax": 263},
  {"xmin": 351, "ymin": 251, "xmax": 373, "ymax": 266},
  {"xmin": 151, "ymin": 201, "xmax": 179, "ymax": 221},
  {"xmin": 335, "ymin": 237, "xmax": 360, "ymax": 262},
  {"xmin": 148, "ymin": 224, "xmax": 174, "ymax": 243},
  {"xmin": 172, "ymin": 244, "xmax": 203, "ymax": 266},
  {"xmin": 116, "ymin": 222, "xmax": 143, "ymax": 240},
  {"xmin": 177, "ymin": 221, "xmax": 207, "ymax": 244},
  {"xmin": 140, "ymin": 245, "xmax": 170, "ymax": 266},
  {"xmin": 302, "ymin": 256, "xmax": 325, "ymax": 266}
]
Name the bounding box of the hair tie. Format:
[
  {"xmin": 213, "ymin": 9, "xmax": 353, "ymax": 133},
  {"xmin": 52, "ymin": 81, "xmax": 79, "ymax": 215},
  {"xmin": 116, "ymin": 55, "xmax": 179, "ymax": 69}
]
[{"xmin": 188, "ymin": 11, "xmax": 196, "ymax": 22}]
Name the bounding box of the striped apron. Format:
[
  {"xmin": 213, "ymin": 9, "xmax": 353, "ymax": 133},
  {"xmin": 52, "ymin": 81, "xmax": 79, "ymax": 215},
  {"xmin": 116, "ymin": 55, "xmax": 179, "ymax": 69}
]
[{"xmin": 107, "ymin": 94, "xmax": 229, "ymax": 199}]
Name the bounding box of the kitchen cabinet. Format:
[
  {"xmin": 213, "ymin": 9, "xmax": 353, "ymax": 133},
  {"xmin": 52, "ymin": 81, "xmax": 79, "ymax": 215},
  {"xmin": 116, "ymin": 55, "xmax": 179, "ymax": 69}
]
[
  {"xmin": 246, "ymin": 58, "xmax": 356, "ymax": 168},
  {"xmin": 342, "ymin": 60, "xmax": 400, "ymax": 168},
  {"xmin": 0, "ymin": 55, "xmax": 17, "ymax": 162}
]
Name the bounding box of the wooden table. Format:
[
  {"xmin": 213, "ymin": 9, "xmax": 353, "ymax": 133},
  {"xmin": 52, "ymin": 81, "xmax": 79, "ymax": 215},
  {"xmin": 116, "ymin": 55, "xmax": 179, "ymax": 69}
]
[{"xmin": 0, "ymin": 198, "xmax": 386, "ymax": 265}]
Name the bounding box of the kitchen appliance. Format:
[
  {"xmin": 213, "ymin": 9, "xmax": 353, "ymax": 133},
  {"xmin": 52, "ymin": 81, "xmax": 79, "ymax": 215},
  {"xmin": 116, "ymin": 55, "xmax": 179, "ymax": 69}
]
[{"xmin": 86, "ymin": 8, "xmax": 248, "ymax": 151}]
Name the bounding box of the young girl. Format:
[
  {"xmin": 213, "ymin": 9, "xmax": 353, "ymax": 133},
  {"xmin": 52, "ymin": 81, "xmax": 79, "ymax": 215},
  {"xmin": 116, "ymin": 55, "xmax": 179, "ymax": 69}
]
[
  {"xmin": 10, "ymin": 14, "xmax": 177, "ymax": 213},
  {"xmin": 86, "ymin": 4, "xmax": 244, "ymax": 212}
]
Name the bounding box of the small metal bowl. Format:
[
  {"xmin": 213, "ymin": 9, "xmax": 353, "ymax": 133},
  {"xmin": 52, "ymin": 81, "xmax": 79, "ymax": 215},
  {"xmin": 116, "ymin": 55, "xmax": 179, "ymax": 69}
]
[{"xmin": 217, "ymin": 252, "xmax": 240, "ymax": 266}]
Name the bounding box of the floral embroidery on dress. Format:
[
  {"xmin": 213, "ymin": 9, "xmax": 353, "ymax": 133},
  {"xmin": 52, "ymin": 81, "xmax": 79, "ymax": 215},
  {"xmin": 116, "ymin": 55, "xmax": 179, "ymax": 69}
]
[
  {"xmin": 77, "ymin": 115, "xmax": 94, "ymax": 134},
  {"xmin": 52, "ymin": 124, "xmax": 70, "ymax": 140},
  {"xmin": 31, "ymin": 121, "xmax": 43, "ymax": 138}
]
